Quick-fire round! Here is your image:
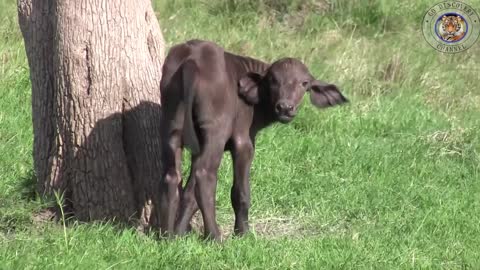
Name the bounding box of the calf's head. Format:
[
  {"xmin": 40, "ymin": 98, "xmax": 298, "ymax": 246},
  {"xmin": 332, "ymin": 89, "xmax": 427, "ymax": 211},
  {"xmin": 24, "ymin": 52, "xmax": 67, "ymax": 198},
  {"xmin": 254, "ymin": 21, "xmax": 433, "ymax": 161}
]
[{"xmin": 239, "ymin": 58, "xmax": 348, "ymax": 123}]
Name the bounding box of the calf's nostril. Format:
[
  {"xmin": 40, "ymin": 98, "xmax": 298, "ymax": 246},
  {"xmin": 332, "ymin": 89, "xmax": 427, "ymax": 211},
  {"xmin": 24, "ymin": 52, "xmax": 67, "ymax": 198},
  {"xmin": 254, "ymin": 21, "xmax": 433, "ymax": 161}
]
[
  {"xmin": 275, "ymin": 103, "xmax": 284, "ymax": 113},
  {"xmin": 276, "ymin": 102, "xmax": 294, "ymax": 115}
]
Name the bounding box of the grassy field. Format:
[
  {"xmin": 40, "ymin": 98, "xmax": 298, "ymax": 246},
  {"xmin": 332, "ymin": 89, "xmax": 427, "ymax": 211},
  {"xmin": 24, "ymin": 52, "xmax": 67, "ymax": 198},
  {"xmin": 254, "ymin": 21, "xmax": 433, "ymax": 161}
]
[{"xmin": 1, "ymin": 0, "xmax": 480, "ymax": 268}]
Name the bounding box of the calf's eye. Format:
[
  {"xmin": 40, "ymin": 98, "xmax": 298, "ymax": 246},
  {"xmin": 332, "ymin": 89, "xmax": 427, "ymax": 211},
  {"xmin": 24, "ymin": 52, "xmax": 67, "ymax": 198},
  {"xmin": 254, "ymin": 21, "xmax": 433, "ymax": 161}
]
[{"xmin": 301, "ymin": 81, "xmax": 309, "ymax": 87}]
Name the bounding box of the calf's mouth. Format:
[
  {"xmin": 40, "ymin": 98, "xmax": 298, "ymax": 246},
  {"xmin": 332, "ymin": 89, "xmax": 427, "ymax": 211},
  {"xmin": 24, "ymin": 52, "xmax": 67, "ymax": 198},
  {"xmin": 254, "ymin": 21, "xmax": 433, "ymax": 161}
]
[{"xmin": 277, "ymin": 113, "xmax": 295, "ymax": 123}]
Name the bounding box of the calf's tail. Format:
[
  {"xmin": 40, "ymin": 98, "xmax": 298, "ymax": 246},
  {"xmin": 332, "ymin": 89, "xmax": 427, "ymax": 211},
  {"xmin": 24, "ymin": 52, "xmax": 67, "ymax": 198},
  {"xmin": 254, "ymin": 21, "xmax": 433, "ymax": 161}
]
[{"xmin": 181, "ymin": 59, "xmax": 201, "ymax": 155}]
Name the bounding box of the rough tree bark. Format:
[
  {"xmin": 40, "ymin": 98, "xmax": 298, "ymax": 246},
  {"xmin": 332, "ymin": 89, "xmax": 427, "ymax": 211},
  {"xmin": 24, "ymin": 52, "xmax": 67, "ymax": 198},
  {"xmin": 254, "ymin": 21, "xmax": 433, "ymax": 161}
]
[{"xmin": 18, "ymin": 0, "xmax": 165, "ymax": 229}]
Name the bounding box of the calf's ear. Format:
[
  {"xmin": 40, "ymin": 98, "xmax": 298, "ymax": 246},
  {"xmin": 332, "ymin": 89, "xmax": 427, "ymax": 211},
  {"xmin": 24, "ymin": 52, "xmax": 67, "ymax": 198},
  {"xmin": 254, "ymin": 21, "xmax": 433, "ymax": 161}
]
[
  {"xmin": 238, "ymin": 72, "xmax": 263, "ymax": 105},
  {"xmin": 309, "ymin": 80, "xmax": 348, "ymax": 108}
]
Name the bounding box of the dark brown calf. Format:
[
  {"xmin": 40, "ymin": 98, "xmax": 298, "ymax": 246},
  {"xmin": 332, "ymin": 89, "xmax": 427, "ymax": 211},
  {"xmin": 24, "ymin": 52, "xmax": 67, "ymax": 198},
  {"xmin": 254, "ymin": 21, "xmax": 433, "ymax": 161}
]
[{"xmin": 159, "ymin": 39, "xmax": 348, "ymax": 240}]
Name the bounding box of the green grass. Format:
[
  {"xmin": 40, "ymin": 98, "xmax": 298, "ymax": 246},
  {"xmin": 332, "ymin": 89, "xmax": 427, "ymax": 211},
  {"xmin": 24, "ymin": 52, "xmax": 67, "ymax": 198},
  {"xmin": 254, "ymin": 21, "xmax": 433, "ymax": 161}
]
[{"xmin": 2, "ymin": 0, "xmax": 480, "ymax": 268}]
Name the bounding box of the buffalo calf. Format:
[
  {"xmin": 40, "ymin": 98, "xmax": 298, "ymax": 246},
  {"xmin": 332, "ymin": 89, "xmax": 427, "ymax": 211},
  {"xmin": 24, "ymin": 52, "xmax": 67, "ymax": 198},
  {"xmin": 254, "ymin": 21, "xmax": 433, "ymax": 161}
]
[{"xmin": 159, "ymin": 39, "xmax": 348, "ymax": 240}]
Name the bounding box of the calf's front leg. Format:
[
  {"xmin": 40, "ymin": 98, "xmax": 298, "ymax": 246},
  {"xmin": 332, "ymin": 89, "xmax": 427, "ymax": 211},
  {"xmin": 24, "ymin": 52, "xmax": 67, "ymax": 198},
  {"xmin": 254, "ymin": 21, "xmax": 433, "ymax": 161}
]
[{"xmin": 231, "ymin": 138, "xmax": 254, "ymax": 235}]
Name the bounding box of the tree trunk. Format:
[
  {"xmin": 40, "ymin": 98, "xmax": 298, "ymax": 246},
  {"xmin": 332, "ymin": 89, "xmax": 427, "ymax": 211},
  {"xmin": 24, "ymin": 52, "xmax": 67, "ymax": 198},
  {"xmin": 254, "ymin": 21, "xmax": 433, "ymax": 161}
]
[{"xmin": 17, "ymin": 0, "xmax": 165, "ymax": 229}]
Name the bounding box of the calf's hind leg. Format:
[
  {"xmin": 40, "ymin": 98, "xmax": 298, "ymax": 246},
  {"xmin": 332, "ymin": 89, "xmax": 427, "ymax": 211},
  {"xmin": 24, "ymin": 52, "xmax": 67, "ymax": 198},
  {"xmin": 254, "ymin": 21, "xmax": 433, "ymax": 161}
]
[
  {"xmin": 175, "ymin": 159, "xmax": 199, "ymax": 236},
  {"xmin": 178, "ymin": 130, "xmax": 228, "ymax": 241},
  {"xmin": 159, "ymin": 130, "xmax": 184, "ymax": 236}
]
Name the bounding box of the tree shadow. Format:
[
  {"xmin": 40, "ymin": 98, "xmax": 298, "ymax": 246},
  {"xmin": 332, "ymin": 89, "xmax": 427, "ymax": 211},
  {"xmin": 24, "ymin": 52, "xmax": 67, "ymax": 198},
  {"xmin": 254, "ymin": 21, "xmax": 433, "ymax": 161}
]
[
  {"xmin": 24, "ymin": 101, "xmax": 164, "ymax": 233},
  {"xmin": 68, "ymin": 101, "xmax": 163, "ymax": 228}
]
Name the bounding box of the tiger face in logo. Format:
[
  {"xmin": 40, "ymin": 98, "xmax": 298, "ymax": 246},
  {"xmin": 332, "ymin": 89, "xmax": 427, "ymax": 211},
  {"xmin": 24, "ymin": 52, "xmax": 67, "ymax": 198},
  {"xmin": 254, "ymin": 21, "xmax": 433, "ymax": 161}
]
[{"xmin": 439, "ymin": 15, "xmax": 466, "ymax": 42}]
